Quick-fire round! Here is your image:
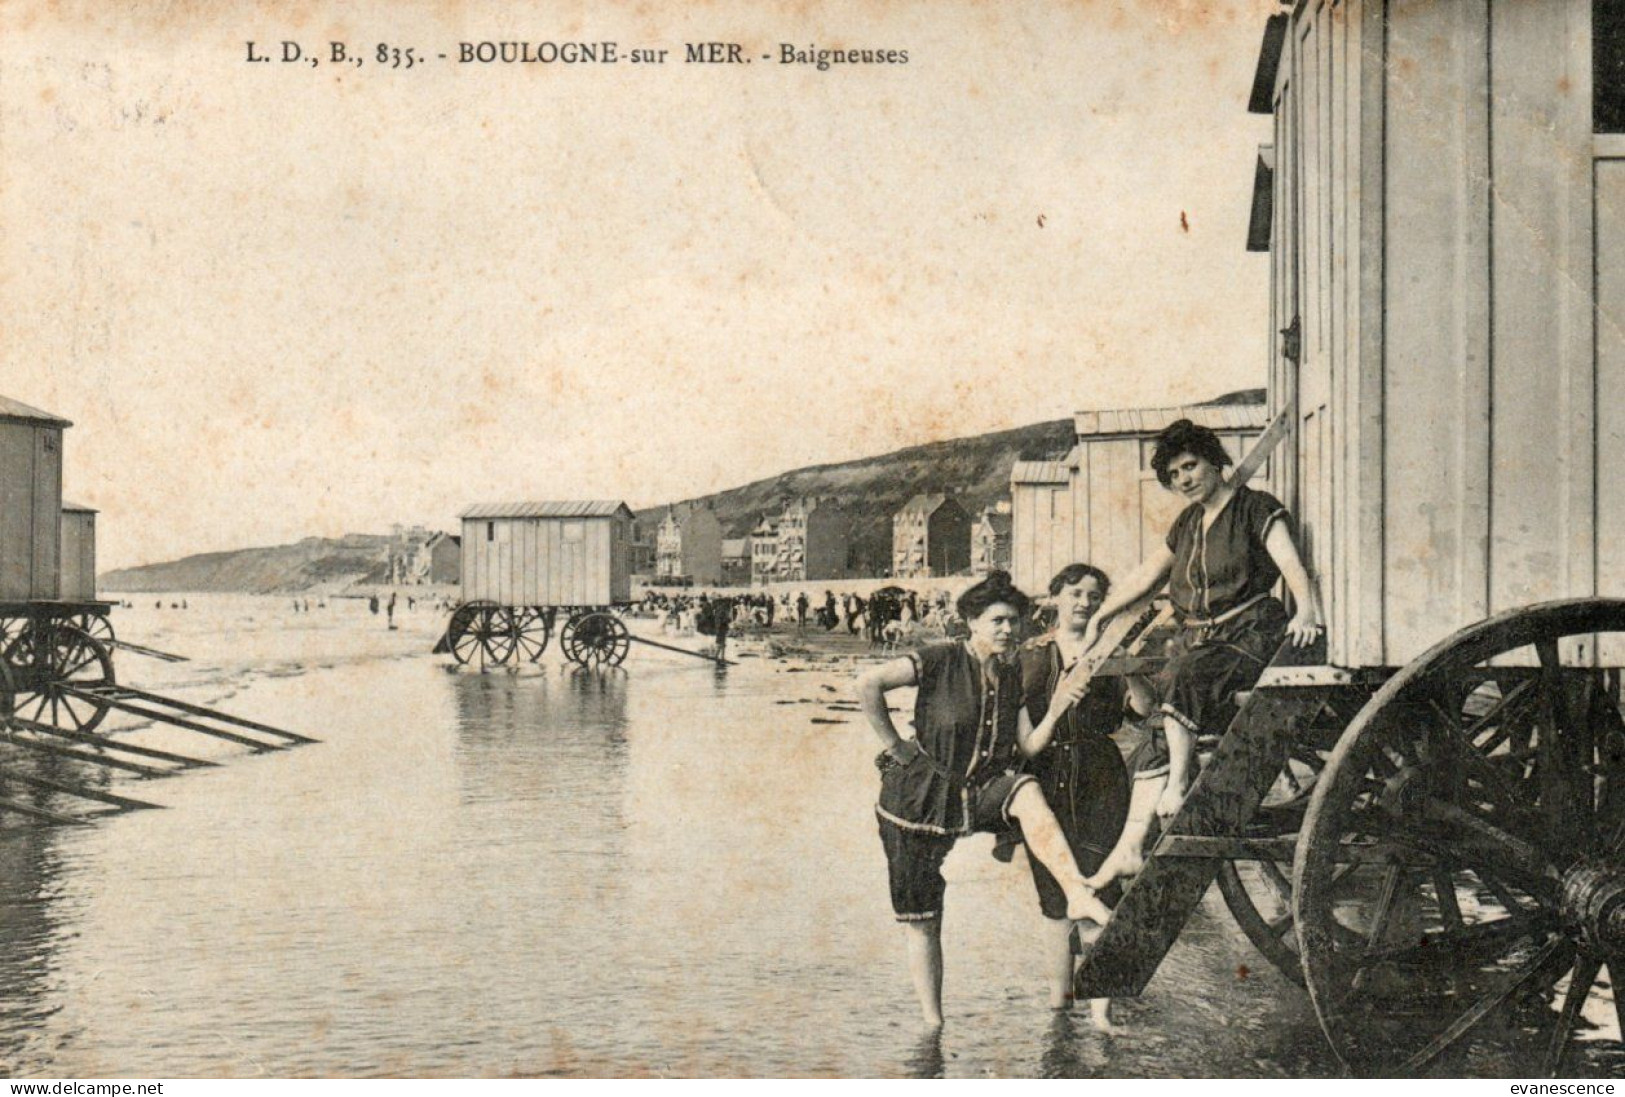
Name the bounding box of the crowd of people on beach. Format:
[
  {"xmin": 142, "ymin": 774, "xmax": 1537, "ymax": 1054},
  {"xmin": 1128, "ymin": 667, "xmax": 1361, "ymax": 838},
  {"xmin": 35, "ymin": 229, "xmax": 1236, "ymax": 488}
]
[
  {"xmin": 856, "ymin": 419, "xmax": 1323, "ymax": 1031},
  {"xmin": 637, "ymin": 586, "xmax": 968, "ymax": 647}
]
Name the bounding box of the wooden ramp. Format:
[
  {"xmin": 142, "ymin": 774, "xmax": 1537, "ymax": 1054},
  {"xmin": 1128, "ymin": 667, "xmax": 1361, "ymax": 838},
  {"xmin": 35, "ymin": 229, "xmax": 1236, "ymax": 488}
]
[
  {"xmin": 1074, "ymin": 641, "xmax": 1332, "ymax": 1000},
  {"xmin": 61, "ymin": 684, "xmax": 318, "ymax": 750},
  {"xmin": 0, "ymin": 681, "xmax": 318, "ymax": 829}
]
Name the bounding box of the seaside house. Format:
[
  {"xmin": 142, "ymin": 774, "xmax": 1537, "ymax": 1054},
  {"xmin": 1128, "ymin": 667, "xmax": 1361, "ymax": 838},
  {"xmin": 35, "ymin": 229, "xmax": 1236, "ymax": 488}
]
[
  {"xmin": 773, "ymin": 497, "xmax": 849, "ymax": 583},
  {"xmin": 970, "ymin": 502, "xmax": 1012, "ymax": 577},
  {"xmin": 891, "ymin": 494, "xmax": 970, "ymax": 579},
  {"xmin": 655, "ymin": 503, "xmax": 724, "ymax": 585}
]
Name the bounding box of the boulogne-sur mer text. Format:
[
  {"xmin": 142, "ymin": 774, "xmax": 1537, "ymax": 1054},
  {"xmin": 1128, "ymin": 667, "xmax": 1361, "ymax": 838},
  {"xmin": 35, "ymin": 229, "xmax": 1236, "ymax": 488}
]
[{"xmin": 245, "ymin": 41, "xmax": 910, "ymax": 71}]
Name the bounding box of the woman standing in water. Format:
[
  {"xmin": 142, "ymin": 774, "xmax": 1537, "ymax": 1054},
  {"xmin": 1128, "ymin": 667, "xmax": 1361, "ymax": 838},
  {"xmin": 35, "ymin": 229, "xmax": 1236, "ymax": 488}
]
[
  {"xmin": 1018, "ymin": 563, "xmax": 1152, "ymax": 1028},
  {"xmin": 1084, "ymin": 419, "xmax": 1322, "ymax": 885},
  {"xmin": 857, "ymin": 571, "xmax": 1112, "ymax": 1028}
]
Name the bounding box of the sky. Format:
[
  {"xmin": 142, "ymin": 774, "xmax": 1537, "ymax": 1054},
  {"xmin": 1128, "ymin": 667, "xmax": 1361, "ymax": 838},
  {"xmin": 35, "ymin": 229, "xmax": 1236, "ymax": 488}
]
[{"xmin": 1, "ymin": 0, "xmax": 1279, "ymax": 570}]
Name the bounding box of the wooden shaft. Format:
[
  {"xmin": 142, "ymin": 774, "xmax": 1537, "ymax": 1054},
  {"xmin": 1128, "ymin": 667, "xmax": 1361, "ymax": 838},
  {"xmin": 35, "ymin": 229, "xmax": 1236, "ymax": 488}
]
[
  {"xmin": 0, "ymin": 796, "xmax": 92, "ymax": 827},
  {"xmin": 0, "ymin": 732, "xmax": 170, "ymax": 777},
  {"xmin": 107, "ymin": 638, "xmax": 190, "ymax": 663},
  {"xmin": 0, "ymin": 768, "xmax": 163, "ymax": 810},
  {"xmin": 93, "ymin": 685, "xmax": 316, "ymax": 742},
  {"xmin": 58, "ymin": 691, "xmax": 282, "ymax": 752},
  {"xmin": 625, "ymin": 634, "xmax": 736, "ymax": 666},
  {"xmin": 9, "ymin": 715, "xmax": 216, "ymax": 768}
]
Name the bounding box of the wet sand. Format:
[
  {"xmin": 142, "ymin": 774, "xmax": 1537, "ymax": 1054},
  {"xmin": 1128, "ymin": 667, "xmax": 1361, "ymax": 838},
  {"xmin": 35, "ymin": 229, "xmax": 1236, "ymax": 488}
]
[{"xmin": 0, "ymin": 596, "xmax": 1615, "ymax": 1077}]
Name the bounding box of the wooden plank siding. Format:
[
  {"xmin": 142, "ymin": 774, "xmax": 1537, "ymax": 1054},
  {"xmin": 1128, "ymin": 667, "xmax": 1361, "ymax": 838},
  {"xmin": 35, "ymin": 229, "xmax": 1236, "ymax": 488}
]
[
  {"xmin": 459, "ymin": 511, "xmax": 633, "ymax": 608},
  {"xmin": 1599, "ymin": 150, "xmax": 1625, "ymax": 662},
  {"xmin": 59, "ymin": 511, "xmax": 96, "ymax": 600},
  {"xmin": 1266, "ymin": 0, "xmax": 1607, "ymax": 667},
  {"xmin": 0, "ymin": 421, "xmax": 64, "ymax": 602},
  {"xmin": 1487, "ymin": 0, "xmax": 1596, "ymax": 619}
]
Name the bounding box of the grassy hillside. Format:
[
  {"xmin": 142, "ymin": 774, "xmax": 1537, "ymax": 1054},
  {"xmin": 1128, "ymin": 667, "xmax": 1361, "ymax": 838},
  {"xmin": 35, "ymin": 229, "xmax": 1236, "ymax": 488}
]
[
  {"xmin": 102, "ymin": 389, "xmax": 1262, "ymax": 590},
  {"xmin": 636, "ymin": 418, "xmax": 1077, "ymax": 575},
  {"xmin": 101, "ymin": 534, "xmax": 393, "ymax": 594}
]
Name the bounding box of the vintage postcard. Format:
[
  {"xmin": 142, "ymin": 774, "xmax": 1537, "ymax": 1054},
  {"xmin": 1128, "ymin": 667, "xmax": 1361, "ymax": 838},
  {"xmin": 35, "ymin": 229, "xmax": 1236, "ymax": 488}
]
[{"xmin": 1, "ymin": 0, "xmax": 1622, "ymax": 1080}]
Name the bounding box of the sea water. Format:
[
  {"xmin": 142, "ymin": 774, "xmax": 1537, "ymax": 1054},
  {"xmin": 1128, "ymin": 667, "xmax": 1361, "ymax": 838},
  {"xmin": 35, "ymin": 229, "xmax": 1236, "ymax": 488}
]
[{"xmin": 0, "ymin": 595, "xmax": 1614, "ymax": 1077}]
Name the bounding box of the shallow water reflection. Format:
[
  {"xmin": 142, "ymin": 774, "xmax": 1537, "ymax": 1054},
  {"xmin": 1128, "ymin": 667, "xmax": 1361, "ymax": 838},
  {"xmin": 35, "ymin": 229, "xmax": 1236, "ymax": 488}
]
[{"xmin": 0, "ymin": 598, "xmax": 1615, "ymax": 1076}]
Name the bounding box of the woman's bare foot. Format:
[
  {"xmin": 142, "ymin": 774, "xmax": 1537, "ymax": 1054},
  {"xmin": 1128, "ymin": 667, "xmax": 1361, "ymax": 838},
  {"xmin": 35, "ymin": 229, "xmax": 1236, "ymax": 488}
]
[{"xmin": 1088, "ymin": 998, "xmax": 1128, "ymax": 1035}]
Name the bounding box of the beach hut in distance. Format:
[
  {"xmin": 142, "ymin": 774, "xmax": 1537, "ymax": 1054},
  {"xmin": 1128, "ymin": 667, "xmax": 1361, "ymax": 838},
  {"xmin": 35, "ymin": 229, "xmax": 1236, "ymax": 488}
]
[
  {"xmin": 0, "ymin": 394, "xmax": 69, "ymax": 602},
  {"xmin": 444, "ymin": 500, "xmax": 729, "ymax": 671},
  {"xmin": 1009, "ymin": 400, "xmax": 1267, "ymax": 594},
  {"xmin": 59, "ymin": 502, "xmax": 98, "ymax": 601},
  {"xmin": 460, "ymin": 500, "xmax": 635, "ymax": 609}
]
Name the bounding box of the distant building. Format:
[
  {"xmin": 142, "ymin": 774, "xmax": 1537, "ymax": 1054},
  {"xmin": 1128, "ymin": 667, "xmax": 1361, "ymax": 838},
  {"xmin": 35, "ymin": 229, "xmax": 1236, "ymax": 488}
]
[
  {"xmin": 417, "ymin": 532, "xmax": 461, "ymax": 585},
  {"xmin": 749, "ymin": 518, "xmax": 779, "ymax": 586},
  {"xmin": 656, "ymin": 503, "xmax": 724, "ymax": 585},
  {"xmin": 721, "ymin": 538, "xmax": 752, "ymax": 586},
  {"xmin": 970, "ymin": 503, "xmax": 1012, "ymax": 577},
  {"xmin": 1010, "ymin": 400, "xmax": 1268, "ymax": 594},
  {"xmin": 385, "ymin": 526, "xmax": 461, "ymax": 586},
  {"xmin": 892, "ymin": 494, "xmax": 971, "ymax": 579},
  {"xmin": 628, "ymin": 519, "xmax": 657, "ymax": 578},
  {"xmin": 772, "ymin": 497, "xmax": 849, "ymax": 583}
]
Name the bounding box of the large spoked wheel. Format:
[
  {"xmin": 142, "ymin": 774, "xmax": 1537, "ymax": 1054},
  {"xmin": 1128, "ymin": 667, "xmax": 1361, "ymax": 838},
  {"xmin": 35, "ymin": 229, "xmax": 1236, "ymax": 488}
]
[
  {"xmin": 71, "ymin": 612, "xmax": 115, "ymax": 645},
  {"xmin": 509, "ymin": 607, "xmax": 554, "ymax": 664},
  {"xmin": 1217, "ymin": 731, "xmax": 1340, "ymax": 984},
  {"xmin": 1296, "ymin": 598, "xmax": 1625, "ymax": 1076},
  {"xmin": 560, "ymin": 611, "xmax": 630, "ymax": 669},
  {"xmin": 447, "ymin": 602, "xmax": 516, "ymax": 670},
  {"xmin": 8, "ymin": 623, "xmax": 116, "ymax": 735}
]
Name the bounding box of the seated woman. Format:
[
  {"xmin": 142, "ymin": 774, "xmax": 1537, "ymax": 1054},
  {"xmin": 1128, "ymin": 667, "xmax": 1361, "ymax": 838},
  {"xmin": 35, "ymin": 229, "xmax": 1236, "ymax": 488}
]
[
  {"xmin": 856, "ymin": 571, "xmax": 1112, "ymax": 1028},
  {"xmin": 1084, "ymin": 419, "xmax": 1322, "ymax": 885},
  {"xmin": 1018, "ymin": 563, "xmax": 1153, "ymax": 1029}
]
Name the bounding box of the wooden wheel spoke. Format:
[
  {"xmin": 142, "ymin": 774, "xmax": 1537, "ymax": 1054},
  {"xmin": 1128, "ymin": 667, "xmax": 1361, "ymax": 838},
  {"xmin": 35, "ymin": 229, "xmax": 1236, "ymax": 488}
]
[
  {"xmin": 1432, "ymin": 867, "xmax": 1465, "ymax": 929},
  {"xmin": 53, "ymin": 645, "xmax": 87, "ymax": 677},
  {"xmin": 1612, "ymin": 960, "xmax": 1625, "ymax": 1049},
  {"xmin": 1363, "ymin": 865, "xmax": 1405, "ymax": 950},
  {"xmin": 1280, "ymin": 765, "xmax": 1306, "ymax": 796},
  {"xmin": 1471, "ymin": 868, "xmax": 1533, "ymax": 917},
  {"xmin": 1395, "ymin": 936, "xmax": 1570, "ymax": 1074},
  {"xmin": 1350, "ymin": 909, "xmax": 1553, "ymax": 970},
  {"xmin": 1544, "ymin": 955, "xmax": 1602, "ymax": 1077},
  {"xmin": 1260, "ymin": 858, "xmax": 1292, "ymax": 896},
  {"xmin": 1463, "ymin": 679, "xmax": 1538, "ymax": 747},
  {"xmin": 1425, "ymin": 700, "xmax": 1544, "ymax": 826},
  {"xmin": 1363, "ymin": 801, "xmax": 1557, "ymax": 895}
]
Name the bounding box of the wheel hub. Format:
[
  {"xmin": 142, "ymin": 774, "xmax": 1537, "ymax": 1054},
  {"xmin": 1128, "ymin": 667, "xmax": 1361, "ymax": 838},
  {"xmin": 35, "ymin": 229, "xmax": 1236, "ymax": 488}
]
[{"xmin": 1559, "ymin": 857, "xmax": 1625, "ymax": 953}]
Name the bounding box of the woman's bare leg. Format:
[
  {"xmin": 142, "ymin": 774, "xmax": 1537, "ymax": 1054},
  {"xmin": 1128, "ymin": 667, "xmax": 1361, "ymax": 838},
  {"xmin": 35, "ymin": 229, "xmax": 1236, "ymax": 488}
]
[
  {"xmin": 1157, "ymin": 717, "xmax": 1195, "ymax": 819},
  {"xmin": 1073, "ymin": 920, "xmax": 1127, "ymax": 1034},
  {"xmin": 902, "ymin": 918, "xmax": 945, "ymax": 1028},
  {"xmin": 1042, "ymin": 917, "xmax": 1075, "ymax": 1009},
  {"xmin": 1086, "ymin": 776, "xmax": 1162, "ymax": 888},
  {"xmin": 1007, "ymin": 784, "xmax": 1112, "ymax": 923}
]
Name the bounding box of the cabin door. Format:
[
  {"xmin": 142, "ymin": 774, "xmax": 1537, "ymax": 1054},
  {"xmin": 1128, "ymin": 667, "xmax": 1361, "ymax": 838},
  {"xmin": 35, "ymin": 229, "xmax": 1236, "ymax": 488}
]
[
  {"xmin": 1597, "ymin": 150, "xmax": 1625, "ymax": 661},
  {"xmin": 1284, "ymin": 1, "xmax": 1334, "ymax": 615}
]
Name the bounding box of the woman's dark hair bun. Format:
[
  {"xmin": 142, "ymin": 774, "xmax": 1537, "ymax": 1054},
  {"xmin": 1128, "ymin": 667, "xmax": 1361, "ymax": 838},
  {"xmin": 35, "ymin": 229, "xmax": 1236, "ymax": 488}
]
[{"xmin": 957, "ymin": 570, "xmax": 1031, "ymax": 621}]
